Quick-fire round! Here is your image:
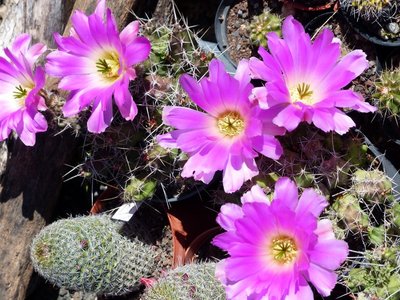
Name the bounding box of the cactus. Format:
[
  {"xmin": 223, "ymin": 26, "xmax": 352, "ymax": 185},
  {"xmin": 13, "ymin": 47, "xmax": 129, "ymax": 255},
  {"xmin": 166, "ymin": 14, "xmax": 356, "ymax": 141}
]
[
  {"xmin": 351, "ymin": 169, "xmax": 393, "ymax": 204},
  {"xmin": 31, "ymin": 215, "xmax": 157, "ymax": 295},
  {"xmin": 346, "ymin": 246, "xmax": 400, "ymax": 299},
  {"xmin": 141, "ymin": 262, "xmax": 225, "ymax": 300},
  {"xmin": 374, "ymin": 67, "xmax": 400, "ymax": 119},
  {"xmin": 249, "ymin": 9, "xmax": 282, "ymax": 48},
  {"xmin": 339, "ymin": 0, "xmax": 396, "ymax": 22},
  {"xmin": 123, "ymin": 176, "xmax": 157, "ymax": 202},
  {"xmin": 332, "ymin": 193, "xmax": 370, "ymax": 232}
]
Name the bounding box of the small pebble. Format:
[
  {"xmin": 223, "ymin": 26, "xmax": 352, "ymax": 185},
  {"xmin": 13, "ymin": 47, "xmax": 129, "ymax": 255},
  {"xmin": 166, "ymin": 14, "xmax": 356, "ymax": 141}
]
[{"xmin": 387, "ymin": 22, "xmax": 400, "ymax": 34}]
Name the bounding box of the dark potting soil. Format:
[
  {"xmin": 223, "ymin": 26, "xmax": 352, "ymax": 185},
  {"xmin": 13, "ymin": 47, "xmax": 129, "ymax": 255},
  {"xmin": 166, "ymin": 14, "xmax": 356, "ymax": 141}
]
[{"xmin": 226, "ymin": 0, "xmax": 283, "ymax": 64}]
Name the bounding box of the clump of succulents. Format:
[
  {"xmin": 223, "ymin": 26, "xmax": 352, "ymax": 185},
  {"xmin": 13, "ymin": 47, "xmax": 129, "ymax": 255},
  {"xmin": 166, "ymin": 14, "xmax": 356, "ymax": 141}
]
[
  {"xmin": 79, "ymin": 10, "xmax": 213, "ymax": 201},
  {"xmin": 31, "ymin": 215, "xmax": 158, "ymax": 295},
  {"xmin": 258, "ymin": 126, "xmax": 369, "ymax": 196},
  {"xmin": 373, "ymin": 67, "xmax": 400, "ymax": 119},
  {"xmin": 249, "ymin": 9, "xmax": 282, "ymax": 48},
  {"xmin": 346, "ymin": 245, "xmax": 400, "ymax": 299},
  {"xmin": 141, "ymin": 262, "xmax": 225, "ymax": 300}
]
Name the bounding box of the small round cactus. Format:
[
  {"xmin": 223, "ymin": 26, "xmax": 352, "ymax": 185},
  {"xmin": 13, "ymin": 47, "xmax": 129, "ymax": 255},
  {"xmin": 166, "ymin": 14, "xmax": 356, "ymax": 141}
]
[
  {"xmin": 340, "ymin": 0, "xmax": 395, "ymax": 22},
  {"xmin": 123, "ymin": 176, "xmax": 157, "ymax": 202},
  {"xmin": 374, "ymin": 67, "xmax": 400, "ymax": 119},
  {"xmin": 332, "ymin": 193, "xmax": 370, "ymax": 232},
  {"xmin": 141, "ymin": 262, "xmax": 225, "ymax": 300},
  {"xmin": 351, "ymin": 169, "xmax": 393, "ymax": 204},
  {"xmin": 31, "ymin": 215, "xmax": 158, "ymax": 295},
  {"xmin": 249, "ymin": 9, "xmax": 282, "ymax": 48}
]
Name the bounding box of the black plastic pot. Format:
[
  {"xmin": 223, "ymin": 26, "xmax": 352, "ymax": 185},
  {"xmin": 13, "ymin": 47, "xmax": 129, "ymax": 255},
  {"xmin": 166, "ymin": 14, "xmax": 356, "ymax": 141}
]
[
  {"xmin": 214, "ymin": 0, "xmax": 238, "ymax": 71},
  {"xmin": 284, "ymin": 0, "xmax": 336, "ymax": 12},
  {"xmin": 305, "ymin": 12, "xmax": 386, "ymax": 73},
  {"xmin": 340, "ymin": 9, "xmax": 400, "ymax": 48}
]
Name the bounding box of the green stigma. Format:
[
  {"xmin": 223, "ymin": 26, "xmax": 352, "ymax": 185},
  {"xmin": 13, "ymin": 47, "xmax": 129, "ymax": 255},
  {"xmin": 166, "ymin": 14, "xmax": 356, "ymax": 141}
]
[
  {"xmin": 96, "ymin": 52, "xmax": 120, "ymax": 81},
  {"xmin": 290, "ymin": 82, "xmax": 314, "ymax": 105},
  {"xmin": 13, "ymin": 85, "xmax": 28, "ymax": 100}
]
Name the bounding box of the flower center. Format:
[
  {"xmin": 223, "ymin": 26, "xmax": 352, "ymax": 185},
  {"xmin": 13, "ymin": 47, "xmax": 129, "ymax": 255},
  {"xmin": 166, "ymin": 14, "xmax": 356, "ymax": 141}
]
[
  {"xmin": 13, "ymin": 85, "xmax": 28, "ymax": 107},
  {"xmin": 217, "ymin": 111, "xmax": 245, "ymax": 137},
  {"xmin": 270, "ymin": 235, "xmax": 298, "ymax": 264},
  {"xmin": 290, "ymin": 82, "xmax": 314, "ymax": 105},
  {"xmin": 96, "ymin": 51, "xmax": 120, "ymax": 81}
]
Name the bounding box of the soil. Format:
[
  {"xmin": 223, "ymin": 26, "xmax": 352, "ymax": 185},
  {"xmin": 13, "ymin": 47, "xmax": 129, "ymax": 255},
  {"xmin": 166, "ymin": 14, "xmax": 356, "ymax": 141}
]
[{"xmin": 225, "ymin": 0, "xmax": 283, "ymax": 64}]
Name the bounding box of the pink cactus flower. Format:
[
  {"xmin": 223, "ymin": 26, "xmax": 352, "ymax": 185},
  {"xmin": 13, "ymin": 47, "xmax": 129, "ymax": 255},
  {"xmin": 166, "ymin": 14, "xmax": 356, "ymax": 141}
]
[
  {"xmin": 249, "ymin": 16, "xmax": 376, "ymax": 134},
  {"xmin": 213, "ymin": 178, "xmax": 349, "ymax": 299},
  {"xmin": 157, "ymin": 59, "xmax": 284, "ymax": 193},
  {"xmin": 0, "ymin": 34, "xmax": 47, "ymax": 146},
  {"xmin": 46, "ymin": 0, "xmax": 151, "ymax": 133}
]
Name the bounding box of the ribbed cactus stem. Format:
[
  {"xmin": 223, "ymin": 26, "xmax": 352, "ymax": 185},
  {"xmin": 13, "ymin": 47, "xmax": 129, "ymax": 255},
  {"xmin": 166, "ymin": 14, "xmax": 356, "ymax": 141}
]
[
  {"xmin": 142, "ymin": 262, "xmax": 225, "ymax": 300},
  {"xmin": 31, "ymin": 215, "xmax": 158, "ymax": 295}
]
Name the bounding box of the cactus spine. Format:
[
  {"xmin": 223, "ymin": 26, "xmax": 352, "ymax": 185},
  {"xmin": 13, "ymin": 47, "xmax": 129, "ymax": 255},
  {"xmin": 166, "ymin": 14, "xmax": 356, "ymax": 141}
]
[{"xmin": 31, "ymin": 215, "xmax": 157, "ymax": 295}]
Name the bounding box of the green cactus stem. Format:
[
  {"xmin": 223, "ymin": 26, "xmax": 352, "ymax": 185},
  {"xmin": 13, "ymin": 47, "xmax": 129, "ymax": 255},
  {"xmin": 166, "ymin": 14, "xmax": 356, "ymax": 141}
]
[{"xmin": 31, "ymin": 215, "xmax": 157, "ymax": 295}]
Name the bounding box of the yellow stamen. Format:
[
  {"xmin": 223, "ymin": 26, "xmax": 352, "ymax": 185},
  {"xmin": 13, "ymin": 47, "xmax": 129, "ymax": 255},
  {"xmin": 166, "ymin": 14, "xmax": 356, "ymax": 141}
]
[
  {"xmin": 217, "ymin": 111, "xmax": 245, "ymax": 137},
  {"xmin": 270, "ymin": 235, "xmax": 298, "ymax": 264}
]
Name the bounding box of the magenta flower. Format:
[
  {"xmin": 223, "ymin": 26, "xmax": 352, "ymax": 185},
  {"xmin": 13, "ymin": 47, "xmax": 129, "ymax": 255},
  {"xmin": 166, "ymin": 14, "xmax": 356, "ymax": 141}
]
[
  {"xmin": 0, "ymin": 34, "xmax": 47, "ymax": 146},
  {"xmin": 46, "ymin": 0, "xmax": 151, "ymax": 133},
  {"xmin": 249, "ymin": 16, "xmax": 376, "ymax": 134},
  {"xmin": 213, "ymin": 178, "xmax": 348, "ymax": 299},
  {"xmin": 157, "ymin": 59, "xmax": 284, "ymax": 193}
]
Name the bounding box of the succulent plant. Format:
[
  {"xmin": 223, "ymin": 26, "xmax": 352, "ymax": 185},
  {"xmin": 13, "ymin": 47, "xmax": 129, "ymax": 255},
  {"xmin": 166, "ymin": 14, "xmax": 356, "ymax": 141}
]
[
  {"xmin": 249, "ymin": 9, "xmax": 282, "ymax": 48},
  {"xmin": 346, "ymin": 245, "xmax": 400, "ymax": 299},
  {"xmin": 123, "ymin": 176, "xmax": 157, "ymax": 202},
  {"xmin": 351, "ymin": 169, "xmax": 393, "ymax": 204},
  {"xmin": 332, "ymin": 193, "xmax": 370, "ymax": 232},
  {"xmin": 141, "ymin": 262, "xmax": 225, "ymax": 300},
  {"xmin": 340, "ymin": 0, "xmax": 396, "ymax": 22},
  {"xmin": 31, "ymin": 215, "xmax": 157, "ymax": 295},
  {"xmin": 374, "ymin": 67, "xmax": 400, "ymax": 119}
]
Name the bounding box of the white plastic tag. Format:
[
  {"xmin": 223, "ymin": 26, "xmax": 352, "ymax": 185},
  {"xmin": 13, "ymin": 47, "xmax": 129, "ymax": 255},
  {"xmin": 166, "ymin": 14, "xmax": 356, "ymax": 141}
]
[{"xmin": 112, "ymin": 202, "xmax": 142, "ymax": 222}]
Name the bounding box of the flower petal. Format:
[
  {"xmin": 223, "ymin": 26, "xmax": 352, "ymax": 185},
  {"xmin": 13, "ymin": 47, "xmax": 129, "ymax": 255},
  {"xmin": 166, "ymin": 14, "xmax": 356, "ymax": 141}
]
[{"xmin": 273, "ymin": 177, "xmax": 298, "ymax": 210}]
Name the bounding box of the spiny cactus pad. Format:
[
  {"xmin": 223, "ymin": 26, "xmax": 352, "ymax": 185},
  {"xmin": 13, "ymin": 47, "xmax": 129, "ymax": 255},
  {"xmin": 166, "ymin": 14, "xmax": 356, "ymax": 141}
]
[
  {"xmin": 31, "ymin": 215, "xmax": 157, "ymax": 295},
  {"xmin": 141, "ymin": 262, "xmax": 225, "ymax": 300}
]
